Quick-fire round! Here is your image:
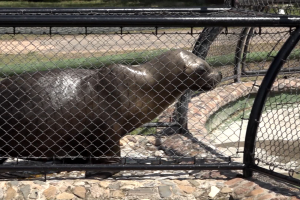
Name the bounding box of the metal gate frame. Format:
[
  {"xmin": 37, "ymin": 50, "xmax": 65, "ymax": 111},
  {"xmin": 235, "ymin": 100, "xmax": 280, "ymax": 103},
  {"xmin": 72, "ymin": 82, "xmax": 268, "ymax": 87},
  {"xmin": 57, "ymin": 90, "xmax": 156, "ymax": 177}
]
[{"xmin": 244, "ymin": 26, "xmax": 300, "ymax": 186}]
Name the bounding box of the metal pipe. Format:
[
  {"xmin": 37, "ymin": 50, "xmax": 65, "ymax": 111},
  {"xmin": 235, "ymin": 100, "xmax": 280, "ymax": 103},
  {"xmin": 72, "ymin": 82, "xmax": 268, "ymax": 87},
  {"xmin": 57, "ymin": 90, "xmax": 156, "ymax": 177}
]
[
  {"xmin": 250, "ymin": 165, "xmax": 300, "ymax": 187},
  {"xmin": 175, "ymin": 90, "xmax": 191, "ymax": 134},
  {"xmin": 0, "ymin": 7, "xmax": 231, "ymax": 14},
  {"xmin": 0, "ymin": 163, "xmax": 245, "ymax": 172},
  {"xmin": 0, "ymin": 16, "xmax": 300, "ymax": 27},
  {"xmin": 243, "ymin": 26, "xmax": 300, "ymax": 178}
]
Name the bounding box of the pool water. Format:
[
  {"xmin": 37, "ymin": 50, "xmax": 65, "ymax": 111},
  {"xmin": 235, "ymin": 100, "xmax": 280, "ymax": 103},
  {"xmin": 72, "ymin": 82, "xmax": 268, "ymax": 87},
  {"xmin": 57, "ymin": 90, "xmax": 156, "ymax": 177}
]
[{"xmin": 208, "ymin": 91, "xmax": 300, "ymax": 174}]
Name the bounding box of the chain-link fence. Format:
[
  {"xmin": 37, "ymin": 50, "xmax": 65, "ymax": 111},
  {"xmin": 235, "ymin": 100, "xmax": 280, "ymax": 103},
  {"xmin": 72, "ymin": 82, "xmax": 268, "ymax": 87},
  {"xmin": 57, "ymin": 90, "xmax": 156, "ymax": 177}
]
[
  {"xmin": 0, "ymin": 7, "xmax": 300, "ymax": 183},
  {"xmin": 0, "ymin": 25, "xmax": 228, "ymax": 163}
]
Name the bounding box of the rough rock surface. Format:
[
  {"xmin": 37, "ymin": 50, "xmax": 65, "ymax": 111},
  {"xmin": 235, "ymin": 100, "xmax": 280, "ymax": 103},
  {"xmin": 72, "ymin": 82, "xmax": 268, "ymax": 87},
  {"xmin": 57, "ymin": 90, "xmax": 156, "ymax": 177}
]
[{"xmin": 0, "ymin": 172, "xmax": 298, "ymax": 200}]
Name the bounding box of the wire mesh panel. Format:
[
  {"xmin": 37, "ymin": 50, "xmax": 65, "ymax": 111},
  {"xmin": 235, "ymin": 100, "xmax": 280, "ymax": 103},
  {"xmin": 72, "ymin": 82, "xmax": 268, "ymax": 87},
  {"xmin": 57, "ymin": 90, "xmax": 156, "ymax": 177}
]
[
  {"xmin": 0, "ymin": 26, "xmax": 281, "ymax": 166},
  {"xmin": 0, "ymin": 25, "xmax": 226, "ymax": 166},
  {"xmin": 194, "ymin": 27, "xmax": 300, "ymax": 165},
  {"xmin": 251, "ymin": 39, "xmax": 300, "ymax": 180},
  {"xmin": 0, "ymin": 23, "xmax": 255, "ymax": 172},
  {"xmin": 242, "ymin": 27, "xmax": 296, "ymax": 74},
  {"xmin": 0, "ymin": 8, "xmax": 300, "ymax": 183}
]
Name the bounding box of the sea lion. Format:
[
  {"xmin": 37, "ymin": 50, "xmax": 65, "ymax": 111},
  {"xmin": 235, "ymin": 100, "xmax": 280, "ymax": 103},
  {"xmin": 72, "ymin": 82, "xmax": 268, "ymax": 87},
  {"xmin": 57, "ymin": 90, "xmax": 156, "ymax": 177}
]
[{"xmin": 0, "ymin": 49, "xmax": 221, "ymax": 168}]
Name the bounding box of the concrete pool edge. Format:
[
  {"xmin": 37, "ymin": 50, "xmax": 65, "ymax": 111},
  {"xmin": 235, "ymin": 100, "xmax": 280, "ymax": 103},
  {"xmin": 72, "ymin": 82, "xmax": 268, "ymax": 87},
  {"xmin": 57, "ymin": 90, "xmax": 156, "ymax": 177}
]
[{"xmin": 187, "ymin": 78, "xmax": 300, "ymax": 147}]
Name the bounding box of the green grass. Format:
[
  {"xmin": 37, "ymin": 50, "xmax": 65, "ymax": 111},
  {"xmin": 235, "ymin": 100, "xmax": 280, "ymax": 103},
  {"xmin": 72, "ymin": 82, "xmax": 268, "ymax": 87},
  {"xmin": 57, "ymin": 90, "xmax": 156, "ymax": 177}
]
[
  {"xmin": 129, "ymin": 127, "xmax": 157, "ymax": 135},
  {"xmin": 206, "ymin": 95, "xmax": 255, "ymax": 133},
  {"xmin": 129, "ymin": 118, "xmax": 159, "ymax": 135},
  {"xmin": 1, "ymin": 48, "xmax": 300, "ymax": 77},
  {"xmin": 206, "ymin": 49, "xmax": 300, "ymax": 67},
  {"xmin": 0, "ymin": 49, "xmax": 168, "ymax": 77}
]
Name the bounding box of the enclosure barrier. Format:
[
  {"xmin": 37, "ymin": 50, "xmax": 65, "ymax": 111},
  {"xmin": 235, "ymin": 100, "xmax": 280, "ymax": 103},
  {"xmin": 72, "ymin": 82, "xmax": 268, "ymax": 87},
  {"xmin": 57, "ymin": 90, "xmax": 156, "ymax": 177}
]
[{"xmin": 0, "ymin": 4, "xmax": 300, "ymax": 186}]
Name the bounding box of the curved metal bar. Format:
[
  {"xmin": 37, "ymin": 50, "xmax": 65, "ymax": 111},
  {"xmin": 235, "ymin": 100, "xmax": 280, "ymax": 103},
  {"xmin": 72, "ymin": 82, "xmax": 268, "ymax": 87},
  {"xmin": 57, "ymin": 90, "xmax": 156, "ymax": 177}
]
[
  {"xmin": 241, "ymin": 27, "xmax": 255, "ymax": 75},
  {"xmin": 192, "ymin": 27, "xmax": 224, "ymax": 59},
  {"xmin": 234, "ymin": 27, "xmax": 251, "ymax": 82},
  {"xmin": 243, "ymin": 26, "xmax": 300, "ymax": 178},
  {"xmin": 241, "ymin": 27, "xmax": 298, "ymax": 76}
]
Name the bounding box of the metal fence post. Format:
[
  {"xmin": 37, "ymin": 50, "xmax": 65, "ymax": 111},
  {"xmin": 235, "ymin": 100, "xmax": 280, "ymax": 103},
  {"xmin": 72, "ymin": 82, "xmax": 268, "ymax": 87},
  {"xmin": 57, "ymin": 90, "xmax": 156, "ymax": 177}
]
[{"xmin": 175, "ymin": 90, "xmax": 191, "ymax": 134}]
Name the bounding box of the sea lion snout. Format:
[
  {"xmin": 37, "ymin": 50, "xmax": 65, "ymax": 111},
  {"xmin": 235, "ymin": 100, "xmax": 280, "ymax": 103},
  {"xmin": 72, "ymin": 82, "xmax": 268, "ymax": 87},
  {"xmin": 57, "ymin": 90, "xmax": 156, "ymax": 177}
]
[
  {"xmin": 203, "ymin": 70, "xmax": 222, "ymax": 90},
  {"xmin": 191, "ymin": 69, "xmax": 222, "ymax": 91},
  {"xmin": 185, "ymin": 59, "xmax": 222, "ymax": 91},
  {"xmin": 173, "ymin": 49, "xmax": 222, "ymax": 91}
]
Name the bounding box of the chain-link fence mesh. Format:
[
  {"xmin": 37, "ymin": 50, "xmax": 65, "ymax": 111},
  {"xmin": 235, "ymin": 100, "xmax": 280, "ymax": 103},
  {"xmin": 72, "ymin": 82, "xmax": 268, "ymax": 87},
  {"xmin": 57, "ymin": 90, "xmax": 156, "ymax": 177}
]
[
  {"xmin": 0, "ymin": 8, "xmax": 299, "ymax": 182},
  {"xmin": 0, "ymin": 26, "xmax": 225, "ymax": 164},
  {"xmin": 0, "ymin": 25, "xmax": 294, "ymax": 164},
  {"xmin": 192, "ymin": 27, "xmax": 300, "ymax": 170},
  {"xmin": 253, "ymin": 38, "xmax": 300, "ymax": 180}
]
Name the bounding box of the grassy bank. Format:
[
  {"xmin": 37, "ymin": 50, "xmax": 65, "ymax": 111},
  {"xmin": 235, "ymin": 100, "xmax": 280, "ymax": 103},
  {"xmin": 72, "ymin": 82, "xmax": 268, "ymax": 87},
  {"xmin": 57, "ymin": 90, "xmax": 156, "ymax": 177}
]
[
  {"xmin": 0, "ymin": 49, "xmax": 167, "ymax": 76},
  {"xmin": 206, "ymin": 49, "xmax": 300, "ymax": 67},
  {"xmin": 1, "ymin": 48, "xmax": 300, "ymax": 77}
]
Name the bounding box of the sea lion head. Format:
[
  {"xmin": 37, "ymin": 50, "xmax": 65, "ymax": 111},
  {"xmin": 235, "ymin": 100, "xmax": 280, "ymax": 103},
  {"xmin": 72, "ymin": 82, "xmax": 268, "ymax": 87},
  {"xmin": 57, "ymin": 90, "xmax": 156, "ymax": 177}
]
[{"xmin": 177, "ymin": 50, "xmax": 222, "ymax": 91}]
